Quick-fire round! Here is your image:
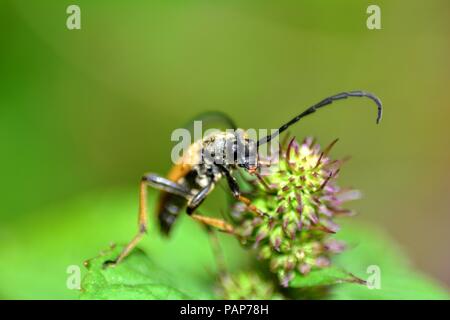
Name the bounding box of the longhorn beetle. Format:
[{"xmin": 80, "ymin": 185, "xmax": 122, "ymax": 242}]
[{"xmin": 112, "ymin": 90, "xmax": 382, "ymax": 264}]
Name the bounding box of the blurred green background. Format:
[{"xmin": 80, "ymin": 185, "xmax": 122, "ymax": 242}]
[{"xmin": 1, "ymin": 0, "xmax": 449, "ymax": 299}]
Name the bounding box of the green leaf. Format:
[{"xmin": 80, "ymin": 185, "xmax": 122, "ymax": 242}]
[
  {"xmin": 0, "ymin": 188, "xmax": 248, "ymax": 299},
  {"xmin": 329, "ymin": 223, "xmax": 450, "ymax": 300},
  {"xmin": 0, "ymin": 188, "xmax": 448, "ymax": 299},
  {"xmin": 80, "ymin": 245, "xmax": 190, "ymax": 300},
  {"xmin": 287, "ymin": 223, "xmax": 449, "ymax": 299},
  {"xmin": 289, "ymin": 266, "xmax": 364, "ymax": 288}
]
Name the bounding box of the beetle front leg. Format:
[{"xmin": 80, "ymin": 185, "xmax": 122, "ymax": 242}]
[{"xmin": 218, "ymin": 165, "xmax": 270, "ymax": 219}]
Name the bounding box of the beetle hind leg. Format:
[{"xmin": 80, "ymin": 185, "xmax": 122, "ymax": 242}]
[{"xmin": 106, "ymin": 173, "xmax": 191, "ymax": 266}]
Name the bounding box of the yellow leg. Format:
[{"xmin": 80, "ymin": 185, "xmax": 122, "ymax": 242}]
[
  {"xmin": 111, "ymin": 178, "xmax": 148, "ymax": 265},
  {"xmin": 238, "ymin": 194, "xmax": 270, "ymax": 219},
  {"xmin": 191, "ymin": 214, "xmax": 234, "ymax": 234}
]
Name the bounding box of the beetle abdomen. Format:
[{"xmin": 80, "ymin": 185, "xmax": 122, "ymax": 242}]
[
  {"xmin": 157, "ymin": 169, "xmax": 198, "ymax": 235},
  {"xmin": 158, "ymin": 192, "xmax": 187, "ymax": 235}
]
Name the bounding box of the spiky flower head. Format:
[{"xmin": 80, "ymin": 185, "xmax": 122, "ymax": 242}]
[
  {"xmin": 218, "ymin": 272, "xmax": 283, "ymax": 300},
  {"xmin": 233, "ymin": 137, "xmax": 359, "ymax": 286}
]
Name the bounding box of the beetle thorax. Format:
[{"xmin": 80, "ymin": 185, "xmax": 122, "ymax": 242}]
[{"xmin": 200, "ymin": 131, "xmax": 237, "ymax": 167}]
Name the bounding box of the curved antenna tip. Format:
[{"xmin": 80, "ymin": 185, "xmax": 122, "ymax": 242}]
[
  {"xmin": 374, "ymin": 99, "xmax": 383, "ymax": 124},
  {"xmin": 362, "ymin": 91, "xmax": 382, "ymax": 124}
]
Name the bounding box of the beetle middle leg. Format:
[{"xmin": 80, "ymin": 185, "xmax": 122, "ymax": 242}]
[
  {"xmin": 191, "ymin": 214, "xmax": 234, "ymax": 233},
  {"xmin": 202, "ymin": 224, "xmax": 227, "ymax": 277},
  {"xmin": 187, "ymin": 183, "xmax": 234, "ymax": 233}
]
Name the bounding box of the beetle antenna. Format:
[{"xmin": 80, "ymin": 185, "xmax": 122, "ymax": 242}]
[
  {"xmin": 257, "ymin": 91, "xmax": 382, "ymax": 148},
  {"xmin": 185, "ymin": 111, "xmax": 237, "ymax": 131}
]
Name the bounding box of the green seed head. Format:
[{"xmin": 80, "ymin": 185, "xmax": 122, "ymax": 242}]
[
  {"xmin": 218, "ymin": 272, "xmax": 282, "ymax": 300},
  {"xmin": 234, "ymin": 137, "xmax": 358, "ymax": 286}
]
